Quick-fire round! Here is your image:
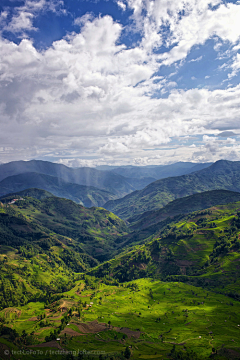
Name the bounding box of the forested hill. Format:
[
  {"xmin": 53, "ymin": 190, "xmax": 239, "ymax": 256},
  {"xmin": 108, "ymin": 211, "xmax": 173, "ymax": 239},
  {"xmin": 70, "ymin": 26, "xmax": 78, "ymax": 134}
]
[
  {"xmin": 0, "ymin": 191, "xmax": 128, "ymax": 308},
  {"xmin": 104, "ymin": 160, "xmax": 240, "ymax": 219},
  {"xmin": 128, "ymin": 189, "xmax": 240, "ymax": 231},
  {"xmin": 90, "ymin": 200, "xmax": 240, "ymax": 294},
  {"xmin": 1, "ymin": 189, "xmax": 240, "ymax": 359}
]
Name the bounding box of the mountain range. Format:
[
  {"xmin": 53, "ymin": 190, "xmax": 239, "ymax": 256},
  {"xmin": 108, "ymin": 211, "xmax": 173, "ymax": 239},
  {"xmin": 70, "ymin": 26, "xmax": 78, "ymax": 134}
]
[
  {"xmin": 0, "ymin": 160, "xmax": 212, "ymax": 206},
  {"xmin": 128, "ymin": 189, "xmax": 240, "ymax": 230},
  {"xmin": 98, "ymin": 161, "xmax": 212, "ymax": 179},
  {"xmin": 1, "ymin": 159, "xmax": 240, "ymax": 359},
  {"xmin": 90, "ymin": 198, "xmax": 240, "ymax": 293},
  {"xmin": 1, "ymin": 187, "xmax": 240, "ymax": 293},
  {"xmin": 104, "ymin": 160, "xmax": 240, "ymax": 219},
  {"xmin": 0, "ymin": 160, "xmax": 155, "ymax": 198},
  {"xmin": 0, "ymin": 172, "xmax": 116, "ymax": 207}
]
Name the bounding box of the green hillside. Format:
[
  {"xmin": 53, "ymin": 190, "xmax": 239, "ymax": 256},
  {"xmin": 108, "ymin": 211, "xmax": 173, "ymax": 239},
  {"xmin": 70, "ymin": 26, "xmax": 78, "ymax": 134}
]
[
  {"xmin": 104, "ymin": 160, "xmax": 240, "ymax": 219},
  {"xmin": 90, "ymin": 201, "xmax": 240, "ymax": 294},
  {"xmin": 1, "ymin": 188, "xmax": 240, "ymax": 359},
  {"xmin": 0, "ymin": 192, "xmax": 128, "ymax": 309},
  {"xmin": 0, "ymin": 188, "xmax": 54, "ymax": 200},
  {"xmin": 129, "ymin": 189, "xmax": 240, "ymax": 230}
]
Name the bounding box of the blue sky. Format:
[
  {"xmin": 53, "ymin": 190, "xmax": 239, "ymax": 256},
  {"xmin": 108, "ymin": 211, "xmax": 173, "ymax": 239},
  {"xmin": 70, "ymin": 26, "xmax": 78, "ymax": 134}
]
[{"xmin": 0, "ymin": 0, "xmax": 240, "ymax": 166}]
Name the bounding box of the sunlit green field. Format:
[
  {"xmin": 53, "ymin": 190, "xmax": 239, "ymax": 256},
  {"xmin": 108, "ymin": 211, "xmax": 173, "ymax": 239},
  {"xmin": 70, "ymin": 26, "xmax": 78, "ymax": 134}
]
[{"xmin": 1, "ymin": 278, "xmax": 240, "ymax": 359}]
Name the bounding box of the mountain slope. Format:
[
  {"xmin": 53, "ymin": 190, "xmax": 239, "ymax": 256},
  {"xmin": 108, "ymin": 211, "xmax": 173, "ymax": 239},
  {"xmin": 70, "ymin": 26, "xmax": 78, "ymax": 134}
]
[
  {"xmin": 0, "ymin": 160, "xmax": 154, "ymax": 197},
  {"xmin": 0, "ymin": 188, "xmax": 54, "ymax": 200},
  {"xmin": 90, "ymin": 201, "xmax": 240, "ymax": 294},
  {"xmin": 104, "ymin": 160, "xmax": 240, "ymax": 219},
  {"xmin": 128, "ymin": 189, "xmax": 240, "ymax": 230},
  {"xmin": 1, "ymin": 190, "xmax": 128, "ymax": 259},
  {"xmin": 106, "ymin": 190, "xmax": 240, "ymax": 255},
  {"xmin": 0, "ymin": 191, "xmax": 128, "ymax": 308},
  {"xmin": 1, "ymin": 193, "xmax": 240, "ymax": 359},
  {"xmin": 0, "ymin": 172, "xmax": 117, "ymax": 207}
]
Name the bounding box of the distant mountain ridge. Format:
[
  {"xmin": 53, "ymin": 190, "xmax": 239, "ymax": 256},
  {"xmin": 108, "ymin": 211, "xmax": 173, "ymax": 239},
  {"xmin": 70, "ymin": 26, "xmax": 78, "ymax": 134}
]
[
  {"xmin": 105, "ymin": 161, "xmax": 212, "ymax": 179},
  {"xmin": 0, "ymin": 160, "xmax": 212, "ymax": 202},
  {"xmin": 0, "ymin": 160, "xmax": 155, "ymax": 197},
  {"xmin": 0, "ymin": 172, "xmax": 116, "ymax": 207},
  {"xmin": 104, "ymin": 160, "xmax": 240, "ymax": 219}
]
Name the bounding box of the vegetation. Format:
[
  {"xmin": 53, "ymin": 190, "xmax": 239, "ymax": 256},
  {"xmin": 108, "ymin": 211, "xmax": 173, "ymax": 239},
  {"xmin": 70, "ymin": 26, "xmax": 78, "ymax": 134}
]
[
  {"xmin": 0, "ymin": 192, "xmax": 128, "ymax": 308},
  {"xmin": 90, "ymin": 201, "xmax": 240, "ymax": 295},
  {"xmin": 1, "ymin": 160, "xmax": 240, "ymax": 359},
  {"xmin": 1, "ymin": 278, "xmax": 240, "ymax": 359},
  {"xmin": 104, "ymin": 160, "xmax": 240, "ymax": 219},
  {"xmin": 128, "ymin": 189, "xmax": 240, "ymax": 230}
]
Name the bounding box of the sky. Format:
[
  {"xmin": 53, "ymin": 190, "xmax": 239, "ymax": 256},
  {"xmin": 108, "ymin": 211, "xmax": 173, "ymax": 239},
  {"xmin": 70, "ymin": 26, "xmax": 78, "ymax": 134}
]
[{"xmin": 0, "ymin": 0, "xmax": 240, "ymax": 167}]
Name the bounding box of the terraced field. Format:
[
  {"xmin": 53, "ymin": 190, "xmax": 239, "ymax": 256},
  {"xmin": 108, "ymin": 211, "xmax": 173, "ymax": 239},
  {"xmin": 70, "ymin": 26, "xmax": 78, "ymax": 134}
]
[{"xmin": 1, "ymin": 279, "xmax": 240, "ymax": 359}]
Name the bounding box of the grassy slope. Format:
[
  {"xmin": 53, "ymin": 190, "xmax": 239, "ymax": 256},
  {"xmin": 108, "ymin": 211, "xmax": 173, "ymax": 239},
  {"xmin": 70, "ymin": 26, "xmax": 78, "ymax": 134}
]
[
  {"xmin": 0, "ymin": 191, "xmax": 128, "ymax": 259},
  {"xmin": 104, "ymin": 160, "xmax": 240, "ymax": 219}
]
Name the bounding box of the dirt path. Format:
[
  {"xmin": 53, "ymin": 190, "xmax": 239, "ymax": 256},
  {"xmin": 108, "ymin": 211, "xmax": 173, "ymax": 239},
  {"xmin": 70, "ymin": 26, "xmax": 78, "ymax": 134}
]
[{"xmin": 209, "ymin": 337, "xmax": 214, "ymax": 348}]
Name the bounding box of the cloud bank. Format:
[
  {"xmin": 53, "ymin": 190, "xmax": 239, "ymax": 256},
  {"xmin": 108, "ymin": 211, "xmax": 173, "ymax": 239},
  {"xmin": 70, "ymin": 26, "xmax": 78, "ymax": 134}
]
[{"xmin": 0, "ymin": 0, "xmax": 240, "ymax": 165}]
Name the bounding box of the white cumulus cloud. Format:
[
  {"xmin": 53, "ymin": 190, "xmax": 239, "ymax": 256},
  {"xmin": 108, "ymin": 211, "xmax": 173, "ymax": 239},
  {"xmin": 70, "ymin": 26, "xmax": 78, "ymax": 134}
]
[{"xmin": 0, "ymin": 2, "xmax": 240, "ymax": 164}]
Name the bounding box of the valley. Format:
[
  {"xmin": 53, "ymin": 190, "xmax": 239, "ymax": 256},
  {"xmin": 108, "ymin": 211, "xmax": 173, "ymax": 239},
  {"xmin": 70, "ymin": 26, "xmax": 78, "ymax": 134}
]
[{"xmin": 0, "ymin": 160, "xmax": 240, "ymax": 359}]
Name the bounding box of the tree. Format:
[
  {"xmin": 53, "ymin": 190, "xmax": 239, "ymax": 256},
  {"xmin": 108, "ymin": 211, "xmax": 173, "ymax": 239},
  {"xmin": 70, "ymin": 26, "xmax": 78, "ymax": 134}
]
[
  {"xmin": 124, "ymin": 346, "xmax": 131, "ymax": 359},
  {"xmin": 149, "ymin": 288, "xmax": 153, "ymax": 299}
]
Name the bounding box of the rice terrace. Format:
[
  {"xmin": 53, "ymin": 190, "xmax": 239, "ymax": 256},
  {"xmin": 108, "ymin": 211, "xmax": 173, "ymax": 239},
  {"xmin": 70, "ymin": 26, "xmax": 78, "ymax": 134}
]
[{"xmin": 2, "ymin": 278, "xmax": 240, "ymax": 359}]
